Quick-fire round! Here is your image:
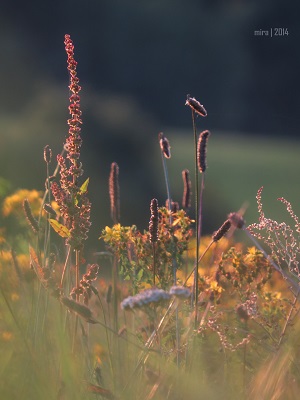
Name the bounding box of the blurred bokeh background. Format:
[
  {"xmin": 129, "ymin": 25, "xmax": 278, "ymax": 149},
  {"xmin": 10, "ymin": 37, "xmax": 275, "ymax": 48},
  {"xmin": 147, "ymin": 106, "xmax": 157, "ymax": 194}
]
[{"xmin": 1, "ymin": 0, "xmax": 300, "ymax": 253}]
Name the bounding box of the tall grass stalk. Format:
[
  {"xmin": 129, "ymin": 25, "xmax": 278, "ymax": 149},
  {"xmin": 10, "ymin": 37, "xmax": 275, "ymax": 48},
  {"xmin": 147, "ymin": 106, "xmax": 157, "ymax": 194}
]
[
  {"xmin": 191, "ymin": 109, "xmax": 200, "ymax": 327},
  {"xmin": 185, "ymin": 95, "xmax": 207, "ymax": 328},
  {"xmin": 158, "ymin": 132, "xmax": 181, "ymax": 368}
]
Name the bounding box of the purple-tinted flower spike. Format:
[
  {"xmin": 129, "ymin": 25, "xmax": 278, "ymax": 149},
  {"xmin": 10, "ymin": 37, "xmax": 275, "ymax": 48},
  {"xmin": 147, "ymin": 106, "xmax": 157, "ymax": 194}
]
[{"xmin": 185, "ymin": 94, "xmax": 207, "ymax": 117}]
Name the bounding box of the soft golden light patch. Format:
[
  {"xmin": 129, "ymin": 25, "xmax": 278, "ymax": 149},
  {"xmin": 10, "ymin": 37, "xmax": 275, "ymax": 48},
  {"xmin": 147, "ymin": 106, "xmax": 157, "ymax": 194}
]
[
  {"xmin": 2, "ymin": 331, "xmax": 13, "ymax": 341},
  {"xmin": 94, "ymin": 343, "xmax": 107, "ymax": 364},
  {"xmin": 11, "ymin": 293, "xmax": 19, "ymax": 302}
]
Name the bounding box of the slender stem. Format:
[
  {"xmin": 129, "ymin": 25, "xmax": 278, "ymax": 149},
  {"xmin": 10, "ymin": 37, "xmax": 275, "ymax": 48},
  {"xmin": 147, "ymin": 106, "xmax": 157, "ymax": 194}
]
[
  {"xmin": 60, "ymin": 245, "xmax": 72, "ymax": 288},
  {"xmin": 160, "ymin": 137, "xmax": 180, "ymax": 367},
  {"xmin": 72, "ymin": 249, "xmax": 80, "ymax": 353},
  {"xmin": 95, "ymin": 292, "xmax": 115, "ymax": 389},
  {"xmin": 152, "ymin": 243, "xmax": 156, "ymax": 286},
  {"xmin": 191, "ymin": 109, "xmax": 199, "ymax": 328},
  {"xmin": 277, "ymin": 288, "xmax": 300, "ymax": 349},
  {"xmin": 112, "ymin": 256, "xmax": 119, "ymax": 332},
  {"xmin": 160, "ymin": 151, "xmax": 172, "ymax": 218}
]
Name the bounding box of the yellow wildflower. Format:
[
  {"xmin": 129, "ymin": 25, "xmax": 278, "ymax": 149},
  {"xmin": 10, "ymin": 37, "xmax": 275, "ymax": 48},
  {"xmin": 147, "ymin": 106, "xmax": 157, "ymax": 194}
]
[{"xmin": 2, "ymin": 189, "xmax": 42, "ymax": 217}]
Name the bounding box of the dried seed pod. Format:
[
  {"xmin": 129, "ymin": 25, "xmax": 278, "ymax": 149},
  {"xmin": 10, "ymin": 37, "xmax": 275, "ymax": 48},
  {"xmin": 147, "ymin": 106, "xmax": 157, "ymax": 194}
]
[
  {"xmin": 212, "ymin": 220, "xmax": 231, "ymax": 242},
  {"xmin": 197, "ymin": 130, "xmax": 210, "ymax": 173},
  {"xmin": 109, "ymin": 162, "xmax": 120, "ymax": 224},
  {"xmin": 149, "ymin": 198, "xmax": 159, "ymax": 243},
  {"xmin": 159, "ymin": 132, "xmax": 171, "ymax": 158},
  {"xmin": 182, "ymin": 169, "xmax": 191, "ymax": 209},
  {"xmin": 185, "ymin": 94, "xmax": 207, "ymax": 117},
  {"xmin": 23, "ymin": 199, "xmax": 39, "ymax": 234}
]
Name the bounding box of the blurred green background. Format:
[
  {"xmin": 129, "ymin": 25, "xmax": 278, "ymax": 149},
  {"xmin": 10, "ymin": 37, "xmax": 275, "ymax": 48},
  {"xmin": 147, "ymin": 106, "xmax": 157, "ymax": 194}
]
[{"xmin": 0, "ymin": 0, "xmax": 299, "ymax": 253}]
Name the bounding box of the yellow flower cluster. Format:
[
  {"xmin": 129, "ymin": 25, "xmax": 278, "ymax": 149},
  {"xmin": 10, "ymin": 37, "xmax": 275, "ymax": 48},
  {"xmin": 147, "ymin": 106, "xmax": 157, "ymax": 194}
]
[{"xmin": 2, "ymin": 189, "xmax": 42, "ymax": 217}]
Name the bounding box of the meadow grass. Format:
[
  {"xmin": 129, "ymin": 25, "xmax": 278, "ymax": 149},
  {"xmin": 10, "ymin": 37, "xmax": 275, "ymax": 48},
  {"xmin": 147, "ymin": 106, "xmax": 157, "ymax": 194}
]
[{"xmin": 1, "ymin": 35, "xmax": 300, "ymax": 400}]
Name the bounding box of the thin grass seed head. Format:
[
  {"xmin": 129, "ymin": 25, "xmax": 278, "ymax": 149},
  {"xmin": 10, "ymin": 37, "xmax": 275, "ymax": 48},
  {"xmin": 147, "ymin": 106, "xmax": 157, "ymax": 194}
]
[
  {"xmin": 23, "ymin": 198, "xmax": 39, "ymax": 234},
  {"xmin": 43, "ymin": 145, "xmax": 52, "ymax": 164},
  {"xmin": 212, "ymin": 219, "xmax": 231, "ymax": 242},
  {"xmin": 158, "ymin": 132, "xmax": 171, "ymax": 159},
  {"xmin": 149, "ymin": 198, "xmax": 159, "ymax": 243},
  {"xmin": 182, "ymin": 169, "xmax": 192, "ymax": 210},
  {"xmin": 197, "ymin": 130, "xmax": 210, "ymax": 173},
  {"xmin": 185, "ymin": 94, "xmax": 207, "ymax": 117},
  {"xmin": 109, "ymin": 162, "xmax": 120, "ymax": 224}
]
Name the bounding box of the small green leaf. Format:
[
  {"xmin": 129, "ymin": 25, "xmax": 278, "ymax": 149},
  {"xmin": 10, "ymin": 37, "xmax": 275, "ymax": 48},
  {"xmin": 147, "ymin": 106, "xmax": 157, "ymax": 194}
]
[
  {"xmin": 137, "ymin": 269, "xmax": 144, "ymax": 281},
  {"xmin": 79, "ymin": 178, "xmax": 90, "ymax": 195},
  {"xmin": 49, "ymin": 219, "xmax": 70, "ymax": 238}
]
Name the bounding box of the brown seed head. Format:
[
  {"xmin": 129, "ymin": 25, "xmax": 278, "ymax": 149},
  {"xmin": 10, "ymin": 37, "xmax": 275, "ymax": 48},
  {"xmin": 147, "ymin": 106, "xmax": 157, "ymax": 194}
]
[
  {"xmin": 185, "ymin": 94, "xmax": 207, "ymax": 117},
  {"xmin": 197, "ymin": 130, "xmax": 210, "ymax": 173},
  {"xmin": 109, "ymin": 162, "xmax": 120, "ymax": 224},
  {"xmin": 44, "ymin": 145, "xmax": 52, "ymax": 164},
  {"xmin": 149, "ymin": 198, "xmax": 159, "ymax": 243},
  {"xmin": 158, "ymin": 132, "xmax": 171, "ymax": 158},
  {"xmin": 23, "ymin": 199, "xmax": 39, "ymax": 234},
  {"xmin": 212, "ymin": 219, "xmax": 231, "ymax": 242}
]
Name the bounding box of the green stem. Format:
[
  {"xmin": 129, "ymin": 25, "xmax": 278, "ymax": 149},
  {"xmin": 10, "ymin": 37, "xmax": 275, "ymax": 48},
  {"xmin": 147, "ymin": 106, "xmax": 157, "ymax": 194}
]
[
  {"xmin": 72, "ymin": 249, "xmax": 80, "ymax": 353},
  {"xmin": 152, "ymin": 243, "xmax": 156, "ymax": 286}
]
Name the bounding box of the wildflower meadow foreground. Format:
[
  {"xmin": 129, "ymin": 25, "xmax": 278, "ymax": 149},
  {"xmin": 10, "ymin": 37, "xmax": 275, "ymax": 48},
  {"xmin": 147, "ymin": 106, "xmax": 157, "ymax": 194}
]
[{"xmin": 1, "ymin": 35, "xmax": 300, "ymax": 400}]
